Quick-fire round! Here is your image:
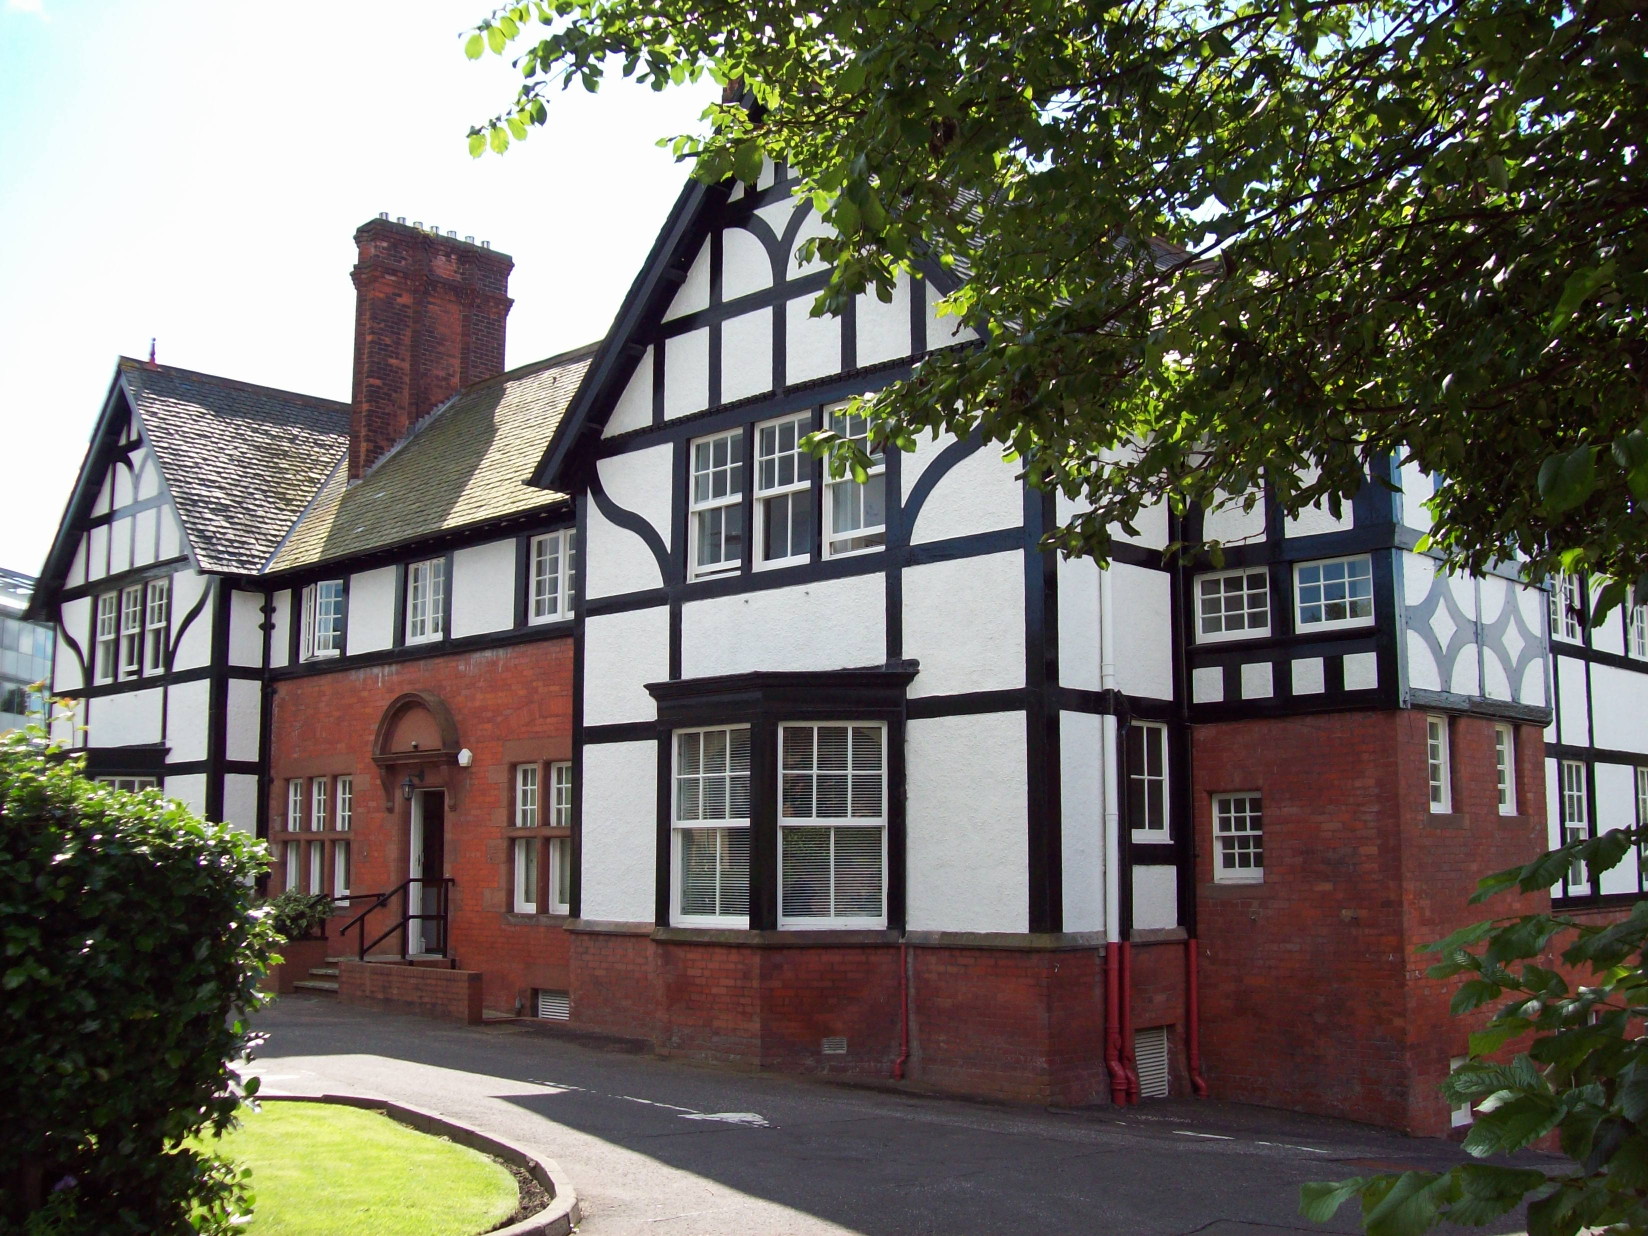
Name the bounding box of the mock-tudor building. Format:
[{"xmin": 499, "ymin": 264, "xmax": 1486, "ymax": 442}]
[{"xmin": 29, "ymin": 171, "xmax": 1648, "ymax": 1136}]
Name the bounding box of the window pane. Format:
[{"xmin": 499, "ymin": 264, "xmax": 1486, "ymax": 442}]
[{"xmin": 780, "ymin": 826, "xmax": 832, "ymax": 918}]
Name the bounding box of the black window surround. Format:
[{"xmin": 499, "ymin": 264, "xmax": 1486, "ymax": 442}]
[{"xmin": 645, "ymin": 662, "xmax": 918, "ymax": 932}]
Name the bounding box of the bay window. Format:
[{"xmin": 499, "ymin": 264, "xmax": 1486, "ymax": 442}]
[
  {"xmin": 778, "ymin": 723, "xmax": 886, "ymax": 926},
  {"xmin": 673, "ymin": 726, "xmax": 751, "ymax": 923}
]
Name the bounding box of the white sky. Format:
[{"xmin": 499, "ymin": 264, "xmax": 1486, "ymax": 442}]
[{"xmin": 0, "ymin": 0, "xmax": 709, "ymax": 576}]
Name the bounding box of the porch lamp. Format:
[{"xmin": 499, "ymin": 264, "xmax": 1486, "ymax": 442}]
[{"xmin": 400, "ymin": 767, "xmax": 425, "ymax": 801}]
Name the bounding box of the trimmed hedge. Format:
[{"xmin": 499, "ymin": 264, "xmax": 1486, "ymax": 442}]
[{"xmin": 0, "ymin": 728, "xmax": 278, "ymax": 1234}]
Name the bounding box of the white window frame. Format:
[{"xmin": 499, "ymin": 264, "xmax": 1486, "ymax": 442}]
[
  {"xmin": 823, "ymin": 404, "xmax": 887, "ymax": 559},
  {"xmin": 1560, "ymin": 759, "xmax": 1589, "ymax": 892},
  {"xmin": 754, "ymin": 412, "xmax": 814, "ymax": 570},
  {"xmin": 515, "ymin": 763, "xmax": 540, "ymax": 828},
  {"xmin": 118, "ymin": 584, "xmax": 144, "ymax": 677},
  {"xmin": 1636, "ymin": 767, "xmax": 1648, "ymax": 889},
  {"xmin": 311, "ymin": 776, "xmax": 329, "ymax": 831},
  {"xmin": 287, "ymin": 778, "xmax": 305, "ymax": 832},
  {"xmin": 143, "ymin": 577, "xmax": 170, "ymax": 675},
  {"xmin": 94, "ymin": 592, "xmax": 118, "ymax": 682},
  {"xmin": 404, "ymin": 557, "xmax": 446, "ymax": 644},
  {"xmin": 672, "ymin": 725, "xmax": 752, "ymax": 926},
  {"xmin": 307, "ymin": 842, "xmax": 323, "ymax": 895},
  {"xmin": 336, "ymin": 776, "xmax": 353, "ymax": 832},
  {"xmin": 333, "ymin": 839, "xmax": 351, "ymax": 898},
  {"xmin": 513, "ymin": 837, "xmax": 539, "ymax": 914},
  {"xmin": 688, "ymin": 430, "xmax": 745, "ymax": 580},
  {"xmin": 1293, "ymin": 554, "xmax": 1375, "ymax": 632},
  {"xmin": 529, "ymin": 530, "xmax": 576, "ymax": 623},
  {"xmin": 1193, "ymin": 567, "xmax": 1271, "ymax": 643},
  {"xmin": 1494, "ymin": 725, "xmax": 1516, "ymax": 816},
  {"xmin": 777, "ymin": 721, "xmax": 888, "ymax": 929},
  {"xmin": 1128, "ymin": 720, "xmax": 1170, "ymax": 840},
  {"xmin": 548, "ymin": 762, "xmax": 574, "ymax": 914},
  {"xmin": 1426, "ymin": 715, "xmax": 1452, "ymax": 813},
  {"xmin": 1628, "ymin": 601, "xmax": 1648, "ymax": 659},
  {"xmin": 302, "ymin": 580, "xmax": 345, "ymax": 660},
  {"xmin": 1212, "ymin": 793, "xmax": 1264, "ymax": 883},
  {"xmin": 97, "ymin": 775, "xmax": 157, "ymax": 792},
  {"xmin": 284, "ymin": 840, "xmax": 302, "ymax": 893},
  {"xmin": 1551, "ymin": 574, "xmax": 1583, "ymax": 642}
]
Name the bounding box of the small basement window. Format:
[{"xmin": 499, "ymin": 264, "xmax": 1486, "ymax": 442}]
[{"xmin": 535, "ymin": 989, "xmax": 570, "ymax": 1021}]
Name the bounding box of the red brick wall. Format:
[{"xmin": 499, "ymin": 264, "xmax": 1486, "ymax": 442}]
[
  {"xmin": 566, "ymin": 931, "xmax": 1115, "ymax": 1103},
  {"xmin": 1193, "ymin": 710, "xmax": 1548, "ymax": 1134},
  {"xmin": 269, "ymin": 637, "xmax": 572, "ymax": 1016},
  {"xmin": 338, "ymin": 959, "xmax": 483, "ymax": 1024}
]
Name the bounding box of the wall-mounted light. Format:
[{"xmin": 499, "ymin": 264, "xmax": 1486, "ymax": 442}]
[
  {"xmin": 457, "ymin": 748, "xmax": 473, "ymax": 768},
  {"xmin": 400, "ymin": 767, "xmax": 426, "ymax": 801}
]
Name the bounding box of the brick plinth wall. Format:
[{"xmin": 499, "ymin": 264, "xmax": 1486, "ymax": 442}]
[
  {"xmin": 339, "ymin": 960, "xmax": 483, "ymax": 1024},
  {"xmin": 1193, "ymin": 710, "xmax": 1548, "ymax": 1135},
  {"xmin": 269, "ymin": 638, "xmax": 573, "ymax": 1017},
  {"xmin": 566, "ymin": 930, "xmax": 1128, "ymax": 1104}
]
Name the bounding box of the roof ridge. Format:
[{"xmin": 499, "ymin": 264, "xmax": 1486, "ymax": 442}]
[{"xmin": 118, "ymin": 357, "xmax": 349, "ymax": 412}]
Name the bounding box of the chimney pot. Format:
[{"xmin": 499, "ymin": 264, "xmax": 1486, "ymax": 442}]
[
  {"xmin": 465, "ymin": 235, "xmax": 474, "ymax": 244},
  {"xmin": 379, "ymin": 211, "xmax": 389, "ymax": 219},
  {"xmin": 396, "ymin": 216, "xmax": 406, "ymax": 224},
  {"xmin": 482, "ymin": 240, "xmax": 491, "ymax": 249}
]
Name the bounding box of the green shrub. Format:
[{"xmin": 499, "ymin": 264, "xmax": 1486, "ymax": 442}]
[
  {"xmin": 0, "ymin": 726, "xmax": 278, "ymax": 1234},
  {"xmin": 260, "ymin": 889, "xmax": 335, "ymax": 942}
]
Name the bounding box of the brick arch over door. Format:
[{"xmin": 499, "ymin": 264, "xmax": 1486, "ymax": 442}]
[{"xmin": 371, "ymin": 690, "xmax": 462, "ymax": 809}]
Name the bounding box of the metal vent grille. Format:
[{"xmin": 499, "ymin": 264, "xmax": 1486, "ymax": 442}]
[
  {"xmin": 1134, "ymin": 1026, "xmax": 1170, "ymax": 1098},
  {"xmin": 535, "ymin": 989, "xmax": 571, "ymax": 1021},
  {"xmin": 821, "ymin": 1036, "xmax": 847, "ymax": 1055}
]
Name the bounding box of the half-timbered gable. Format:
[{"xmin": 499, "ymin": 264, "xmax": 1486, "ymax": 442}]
[{"xmin": 31, "ymin": 359, "xmax": 348, "ymax": 830}]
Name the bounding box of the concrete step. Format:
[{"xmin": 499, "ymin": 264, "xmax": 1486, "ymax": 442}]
[
  {"xmin": 292, "ymin": 980, "xmax": 339, "ymax": 994},
  {"xmin": 308, "ymin": 966, "xmax": 339, "ymax": 979}
]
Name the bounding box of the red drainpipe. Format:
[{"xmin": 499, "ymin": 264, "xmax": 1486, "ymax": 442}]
[
  {"xmin": 893, "ymin": 941, "xmax": 910, "ymax": 1080},
  {"xmin": 1104, "ymin": 941, "xmax": 1128, "ymax": 1105},
  {"xmin": 1186, "ymin": 937, "xmax": 1209, "ymax": 1097},
  {"xmin": 1120, "ymin": 940, "xmax": 1140, "ymax": 1103}
]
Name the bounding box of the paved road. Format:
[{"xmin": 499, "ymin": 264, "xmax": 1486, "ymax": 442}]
[{"xmin": 252, "ymin": 996, "xmax": 1536, "ymax": 1236}]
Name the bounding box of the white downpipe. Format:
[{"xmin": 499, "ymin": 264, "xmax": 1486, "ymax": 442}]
[{"xmin": 1099, "ymin": 562, "xmax": 1121, "ymax": 942}]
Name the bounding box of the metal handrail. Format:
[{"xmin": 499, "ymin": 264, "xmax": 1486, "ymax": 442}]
[{"xmin": 339, "ymin": 877, "xmax": 453, "ymax": 963}]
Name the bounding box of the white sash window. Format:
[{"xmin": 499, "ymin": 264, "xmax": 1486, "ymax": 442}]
[
  {"xmin": 287, "ymin": 778, "xmax": 305, "ymax": 831},
  {"xmin": 302, "ymin": 580, "xmax": 345, "ymax": 659},
  {"xmin": 824, "ymin": 405, "xmax": 886, "ymax": 558},
  {"xmin": 530, "ymin": 530, "xmax": 576, "ymax": 623},
  {"xmin": 336, "ymin": 776, "xmax": 353, "ymax": 831},
  {"xmin": 405, "ymin": 558, "xmax": 446, "ymax": 643},
  {"xmin": 1128, "ymin": 721, "xmax": 1170, "ymax": 839},
  {"xmin": 143, "ymin": 577, "xmax": 170, "ymax": 674},
  {"xmin": 755, "ymin": 413, "xmax": 813, "ymax": 568},
  {"xmin": 688, "ymin": 431, "xmax": 744, "ymax": 579},
  {"xmin": 94, "ymin": 592, "xmax": 118, "ymax": 682},
  {"xmin": 311, "ymin": 777, "xmax": 329, "ymax": 831},
  {"xmin": 673, "ymin": 726, "xmax": 751, "ymax": 924},
  {"xmin": 119, "ymin": 585, "xmax": 144, "ymax": 676},
  {"xmin": 778, "ymin": 722, "xmax": 886, "ymax": 927},
  {"xmin": 1213, "ymin": 793, "xmax": 1263, "ymax": 882}
]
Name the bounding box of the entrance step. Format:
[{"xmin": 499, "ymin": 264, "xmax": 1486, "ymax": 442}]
[{"xmin": 292, "ymin": 979, "xmax": 339, "ymax": 994}]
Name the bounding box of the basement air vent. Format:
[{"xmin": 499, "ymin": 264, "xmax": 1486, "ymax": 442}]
[
  {"xmin": 535, "ymin": 989, "xmax": 571, "ymax": 1021},
  {"xmin": 1134, "ymin": 1026, "xmax": 1170, "ymax": 1098},
  {"xmin": 821, "ymin": 1036, "xmax": 847, "ymax": 1055}
]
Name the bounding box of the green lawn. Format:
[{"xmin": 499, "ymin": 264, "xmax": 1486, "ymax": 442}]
[{"xmin": 199, "ymin": 1101, "xmax": 519, "ymax": 1236}]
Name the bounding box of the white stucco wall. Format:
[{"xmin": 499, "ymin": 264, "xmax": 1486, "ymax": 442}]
[
  {"xmin": 1060, "ymin": 709, "xmax": 1105, "ymax": 933},
  {"xmin": 93, "ymin": 686, "xmax": 164, "ymax": 747},
  {"xmin": 1132, "ymin": 865, "xmax": 1179, "ymax": 931},
  {"xmin": 1058, "ymin": 554, "xmax": 1100, "ymax": 692},
  {"xmin": 721, "ymin": 309, "xmax": 774, "ymax": 403},
  {"xmin": 164, "ymin": 773, "xmax": 207, "ymax": 819},
  {"xmin": 222, "ymin": 772, "xmax": 261, "ymax": 836},
  {"xmin": 170, "ymin": 572, "xmax": 214, "ymax": 672},
  {"xmin": 165, "ymin": 679, "xmax": 211, "ymax": 763},
  {"xmin": 855, "ymin": 278, "xmax": 912, "ymax": 369},
  {"xmin": 908, "ymin": 443, "xmax": 1023, "ymax": 546},
  {"xmin": 224, "ymin": 677, "xmax": 262, "ymax": 763},
  {"xmin": 1108, "ymin": 563, "xmax": 1174, "ymax": 700},
  {"xmin": 663, "ymin": 328, "xmax": 710, "ymax": 420},
  {"xmin": 587, "ymin": 446, "xmax": 672, "ymax": 600},
  {"xmin": 267, "ymin": 589, "xmax": 292, "ymax": 670},
  {"xmin": 905, "ymin": 711, "xmax": 1029, "ymax": 933},
  {"xmin": 579, "ymin": 740, "xmax": 658, "ymax": 924},
  {"xmin": 347, "ymin": 566, "xmax": 396, "ymax": 655},
  {"xmin": 903, "ymin": 552, "xmax": 1024, "ymax": 698},
  {"xmin": 1591, "ymin": 664, "xmax": 1648, "ymax": 753},
  {"xmin": 1593, "ymin": 762, "xmax": 1640, "ymax": 896},
  {"xmin": 663, "ymin": 245, "xmax": 712, "ymax": 321},
  {"xmin": 1201, "ymin": 492, "xmax": 1266, "ymax": 545},
  {"xmin": 228, "ymin": 588, "xmax": 265, "ymax": 667},
  {"xmin": 584, "ymin": 607, "xmax": 669, "ymax": 727},
  {"xmin": 450, "ymin": 538, "xmax": 517, "ymax": 638},
  {"xmin": 785, "ymin": 296, "xmax": 840, "ymax": 386},
  {"xmin": 604, "ymin": 350, "xmax": 654, "ymax": 439},
  {"xmin": 681, "ymin": 573, "xmax": 885, "ymax": 679},
  {"xmin": 1556, "ymin": 656, "xmax": 1590, "ymax": 746},
  {"xmin": 722, "ymin": 226, "xmax": 773, "ymax": 301}
]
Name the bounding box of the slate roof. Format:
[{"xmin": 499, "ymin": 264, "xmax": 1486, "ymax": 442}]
[
  {"xmin": 268, "ymin": 347, "xmax": 591, "ymax": 572},
  {"xmin": 119, "ymin": 360, "xmax": 351, "ymax": 575}
]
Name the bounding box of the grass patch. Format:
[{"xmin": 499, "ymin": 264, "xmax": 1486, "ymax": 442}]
[{"xmin": 198, "ymin": 1101, "xmax": 519, "ymax": 1236}]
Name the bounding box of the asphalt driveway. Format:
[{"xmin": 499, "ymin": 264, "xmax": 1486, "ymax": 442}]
[{"xmin": 250, "ymin": 995, "xmax": 1538, "ymax": 1235}]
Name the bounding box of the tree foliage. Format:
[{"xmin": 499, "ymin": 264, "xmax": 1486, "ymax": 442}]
[
  {"xmin": 1299, "ymin": 826, "xmax": 1648, "ymax": 1236},
  {"xmin": 465, "ymin": 0, "xmax": 1647, "ymax": 606},
  {"xmin": 0, "ymin": 726, "xmax": 277, "ymax": 1234}
]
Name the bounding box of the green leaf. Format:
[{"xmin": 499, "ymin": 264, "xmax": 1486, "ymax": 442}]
[
  {"xmin": 464, "ymin": 32, "xmax": 485, "ymax": 60},
  {"xmin": 1300, "ymin": 1177, "xmax": 1366, "ymax": 1222},
  {"xmin": 486, "ymin": 24, "xmax": 507, "ymax": 54},
  {"xmin": 489, "ymin": 125, "xmax": 509, "ymax": 155}
]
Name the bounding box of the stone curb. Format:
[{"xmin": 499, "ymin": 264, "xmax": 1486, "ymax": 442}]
[{"xmin": 261, "ymin": 1092, "xmax": 580, "ymax": 1235}]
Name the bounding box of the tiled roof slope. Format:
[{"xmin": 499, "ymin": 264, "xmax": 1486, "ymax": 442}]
[
  {"xmin": 120, "ymin": 360, "xmax": 350, "ymax": 575},
  {"xmin": 269, "ymin": 348, "xmax": 590, "ymax": 572}
]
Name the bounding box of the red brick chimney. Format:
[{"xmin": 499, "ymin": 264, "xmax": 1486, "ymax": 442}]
[{"xmin": 349, "ymin": 217, "xmax": 514, "ymax": 479}]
